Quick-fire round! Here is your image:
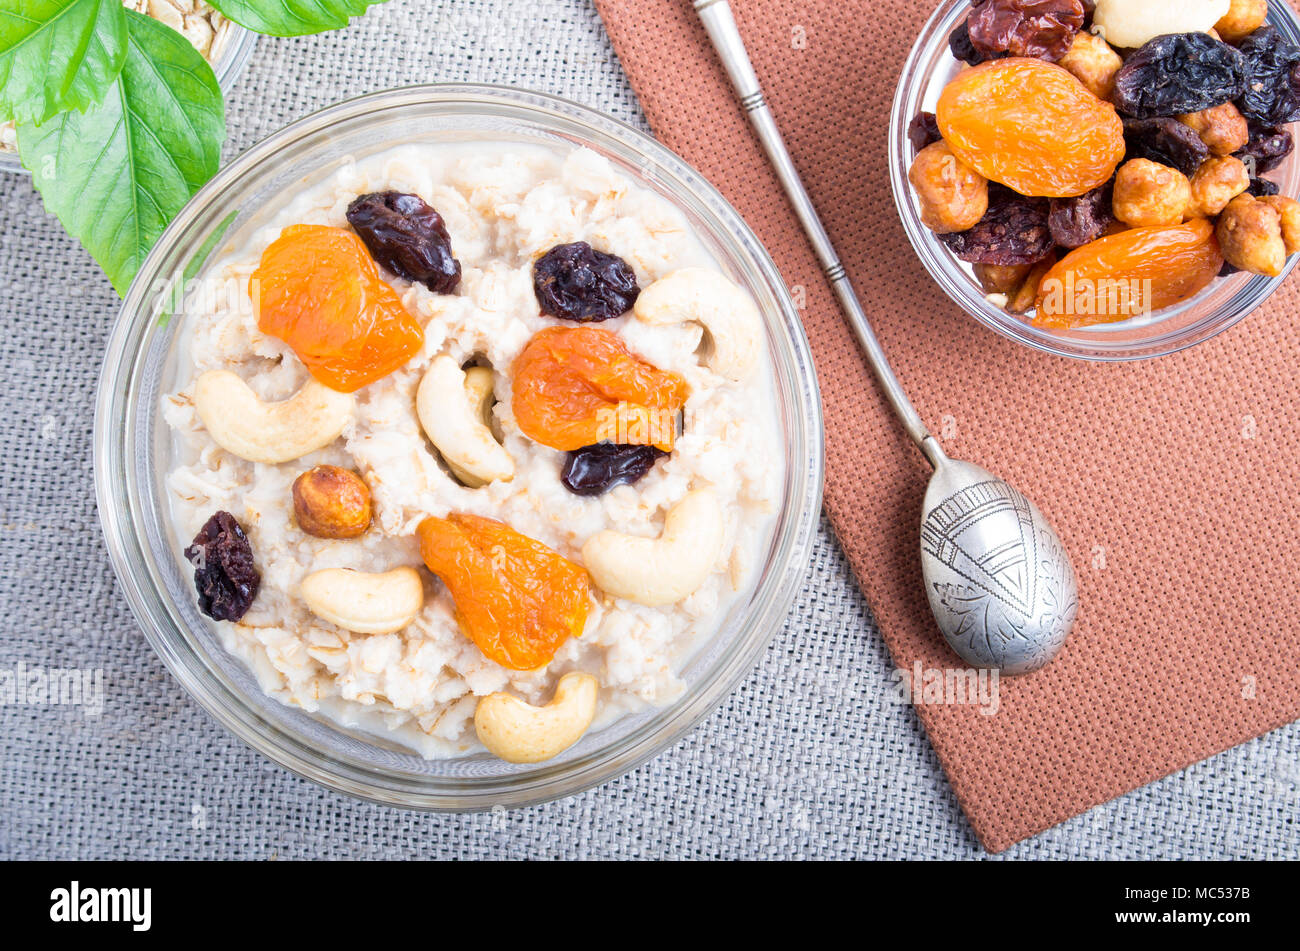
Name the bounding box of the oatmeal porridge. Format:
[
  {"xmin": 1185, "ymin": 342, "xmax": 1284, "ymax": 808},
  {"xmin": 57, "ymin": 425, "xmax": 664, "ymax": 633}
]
[{"xmin": 163, "ymin": 142, "xmax": 782, "ymax": 761}]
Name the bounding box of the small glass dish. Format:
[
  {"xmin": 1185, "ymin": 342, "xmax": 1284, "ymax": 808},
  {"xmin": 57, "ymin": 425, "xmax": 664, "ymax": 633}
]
[
  {"xmin": 95, "ymin": 85, "xmax": 824, "ymax": 810},
  {"xmin": 889, "ymin": 0, "xmax": 1300, "ymax": 361},
  {"xmin": 0, "ymin": 21, "xmax": 257, "ymax": 175}
]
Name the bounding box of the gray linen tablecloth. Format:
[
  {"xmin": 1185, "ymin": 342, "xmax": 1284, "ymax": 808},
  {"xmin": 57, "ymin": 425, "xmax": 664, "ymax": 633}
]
[{"xmin": 1, "ymin": 0, "xmax": 1297, "ymax": 860}]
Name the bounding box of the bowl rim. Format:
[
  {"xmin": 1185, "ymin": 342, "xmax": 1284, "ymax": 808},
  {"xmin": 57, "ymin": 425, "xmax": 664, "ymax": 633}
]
[
  {"xmin": 94, "ymin": 82, "xmax": 826, "ymax": 810},
  {"xmin": 0, "ymin": 22, "xmax": 258, "ymax": 174},
  {"xmin": 888, "ymin": 0, "xmax": 1300, "ymax": 362}
]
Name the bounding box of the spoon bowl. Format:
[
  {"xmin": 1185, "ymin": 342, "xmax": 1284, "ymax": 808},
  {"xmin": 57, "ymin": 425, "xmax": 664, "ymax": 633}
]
[{"xmin": 921, "ymin": 458, "xmax": 1078, "ymax": 675}]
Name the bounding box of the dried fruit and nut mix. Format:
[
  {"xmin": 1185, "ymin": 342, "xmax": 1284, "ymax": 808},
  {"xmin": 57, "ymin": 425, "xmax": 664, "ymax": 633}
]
[
  {"xmin": 0, "ymin": 0, "xmax": 237, "ymax": 156},
  {"xmin": 163, "ymin": 143, "xmax": 780, "ymax": 761},
  {"xmin": 909, "ymin": 0, "xmax": 1300, "ymax": 327}
]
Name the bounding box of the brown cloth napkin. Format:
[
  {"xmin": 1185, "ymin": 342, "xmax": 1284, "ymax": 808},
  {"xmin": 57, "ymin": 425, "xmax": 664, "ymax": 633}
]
[{"xmin": 594, "ymin": 0, "xmax": 1300, "ymax": 851}]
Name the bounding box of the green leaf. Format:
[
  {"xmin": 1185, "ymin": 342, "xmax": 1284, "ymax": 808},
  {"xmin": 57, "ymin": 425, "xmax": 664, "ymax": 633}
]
[
  {"xmin": 17, "ymin": 10, "xmax": 225, "ymax": 296},
  {"xmin": 0, "ymin": 0, "xmax": 127, "ymax": 124},
  {"xmin": 206, "ymin": 0, "xmax": 384, "ymax": 37}
]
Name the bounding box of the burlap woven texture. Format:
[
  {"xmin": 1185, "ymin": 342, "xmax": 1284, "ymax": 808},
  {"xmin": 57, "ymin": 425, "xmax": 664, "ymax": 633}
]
[{"xmin": 0, "ymin": 0, "xmax": 1297, "ymax": 858}]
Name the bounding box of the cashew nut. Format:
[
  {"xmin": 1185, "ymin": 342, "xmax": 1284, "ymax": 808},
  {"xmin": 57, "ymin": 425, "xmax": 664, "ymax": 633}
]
[
  {"xmin": 299, "ymin": 566, "xmax": 424, "ymax": 635},
  {"xmin": 633, "ymin": 268, "xmax": 762, "ymax": 381},
  {"xmin": 445, "ymin": 367, "xmax": 496, "ymax": 487},
  {"xmin": 417, "ymin": 356, "xmax": 514, "ymax": 486},
  {"xmin": 474, "ymin": 672, "xmax": 599, "ymax": 763},
  {"xmin": 581, "ymin": 489, "xmax": 724, "ymax": 606},
  {"xmin": 194, "ymin": 370, "xmax": 355, "ymax": 465}
]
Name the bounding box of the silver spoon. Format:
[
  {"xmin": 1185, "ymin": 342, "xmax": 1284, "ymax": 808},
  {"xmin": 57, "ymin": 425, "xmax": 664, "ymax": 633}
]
[{"xmin": 695, "ymin": 0, "xmax": 1078, "ymax": 674}]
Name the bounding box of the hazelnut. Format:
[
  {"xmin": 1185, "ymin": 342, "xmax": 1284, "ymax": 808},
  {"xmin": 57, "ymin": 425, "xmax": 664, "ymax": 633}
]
[
  {"xmin": 1217, "ymin": 195, "xmax": 1287, "ymax": 277},
  {"xmin": 1007, "ymin": 253, "xmax": 1057, "ymax": 315},
  {"xmin": 1058, "ymin": 31, "xmax": 1123, "ymax": 101},
  {"xmin": 292, "ymin": 465, "xmax": 372, "ymax": 539},
  {"xmin": 1113, "ymin": 159, "xmax": 1191, "ymax": 228},
  {"xmin": 1215, "ymin": 0, "xmax": 1268, "ymax": 44},
  {"xmin": 1258, "ymin": 195, "xmax": 1300, "ymax": 255},
  {"xmin": 908, "ymin": 141, "xmax": 988, "ymax": 235},
  {"xmin": 973, "ymin": 262, "xmax": 1032, "ymax": 296},
  {"xmin": 1188, "ymin": 156, "xmax": 1250, "ymax": 218},
  {"xmin": 1178, "ymin": 102, "xmax": 1249, "ymax": 157}
]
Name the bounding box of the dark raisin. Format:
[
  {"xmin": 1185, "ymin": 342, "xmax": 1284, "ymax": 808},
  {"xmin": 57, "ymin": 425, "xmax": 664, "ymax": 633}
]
[
  {"xmin": 1048, "ymin": 183, "xmax": 1115, "ymax": 249},
  {"xmin": 908, "ymin": 112, "xmax": 943, "ymax": 152},
  {"xmin": 560, "ymin": 443, "xmax": 667, "ymax": 496},
  {"xmin": 184, "ymin": 511, "xmax": 260, "ymax": 623},
  {"xmin": 1246, "ymin": 176, "xmax": 1281, "ymax": 197},
  {"xmin": 1113, "ymin": 33, "xmax": 1247, "ymax": 119},
  {"xmin": 346, "ymin": 191, "xmax": 461, "ymax": 293},
  {"xmin": 939, "ymin": 185, "xmax": 1054, "ymax": 266},
  {"xmin": 1080, "ymin": 0, "xmax": 1094, "ymax": 30},
  {"xmin": 1235, "ymin": 26, "xmax": 1300, "ymax": 125},
  {"xmin": 1123, "ymin": 117, "xmax": 1211, "ymax": 176},
  {"xmin": 949, "ymin": 20, "xmax": 995, "ymax": 66},
  {"xmin": 1235, "ymin": 123, "xmax": 1294, "ymax": 175},
  {"xmin": 967, "ymin": 0, "xmax": 1085, "ymax": 63},
  {"xmin": 532, "ymin": 242, "xmax": 640, "ymax": 322}
]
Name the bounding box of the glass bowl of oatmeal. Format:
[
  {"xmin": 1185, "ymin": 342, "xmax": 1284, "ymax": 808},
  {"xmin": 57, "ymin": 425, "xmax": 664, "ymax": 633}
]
[
  {"xmin": 890, "ymin": 0, "xmax": 1300, "ymax": 361},
  {"xmin": 0, "ymin": 1, "xmax": 256, "ymax": 173},
  {"xmin": 95, "ymin": 85, "xmax": 823, "ymax": 808}
]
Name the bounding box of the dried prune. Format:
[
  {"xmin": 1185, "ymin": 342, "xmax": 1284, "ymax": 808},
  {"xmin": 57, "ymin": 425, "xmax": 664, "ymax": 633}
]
[
  {"xmin": 1235, "ymin": 26, "xmax": 1300, "ymax": 125},
  {"xmin": 532, "ymin": 242, "xmax": 640, "ymax": 322},
  {"xmin": 949, "ymin": 20, "xmax": 995, "ymax": 66},
  {"xmin": 1048, "ymin": 183, "xmax": 1115, "ymax": 248},
  {"xmin": 939, "ymin": 185, "xmax": 1054, "ymax": 266},
  {"xmin": 1123, "ymin": 117, "xmax": 1210, "ymax": 176},
  {"xmin": 184, "ymin": 512, "xmax": 260, "ymax": 623},
  {"xmin": 560, "ymin": 443, "xmax": 668, "ymax": 496},
  {"xmin": 1246, "ymin": 176, "xmax": 1281, "ymax": 197},
  {"xmin": 908, "ymin": 111, "xmax": 942, "ymax": 152},
  {"xmin": 346, "ymin": 192, "xmax": 461, "ymax": 293},
  {"xmin": 967, "ymin": 0, "xmax": 1085, "ymax": 63},
  {"xmin": 1112, "ymin": 33, "xmax": 1246, "ymax": 119},
  {"xmin": 1235, "ymin": 124, "xmax": 1294, "ymax": 175}
]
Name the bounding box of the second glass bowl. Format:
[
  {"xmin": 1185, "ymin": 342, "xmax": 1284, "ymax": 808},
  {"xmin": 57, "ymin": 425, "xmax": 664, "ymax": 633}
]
[{"xmin": 889, "ymin": 0, "xmax": 1300, "ymax": 361}]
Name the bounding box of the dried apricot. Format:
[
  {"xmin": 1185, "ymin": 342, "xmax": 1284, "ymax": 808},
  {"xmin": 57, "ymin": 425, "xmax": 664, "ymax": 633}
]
[
  {"xmin": 417, "ymin": 514, "xmax": 591, "ymax": 671},
  {"xmin": 253, "ymin": 225, "xmax": 424, "ymax": 393},
  {"xmin": 936, "ymin": 58, "xmax": 1126, "ymax": 198},
  {"xmin": 1034, "ymin": 219, "xmax": 1223, "ymax": 327},
  {"xmin": 511, "ymin": 326, "xmax": 690, "ymax": 452}
]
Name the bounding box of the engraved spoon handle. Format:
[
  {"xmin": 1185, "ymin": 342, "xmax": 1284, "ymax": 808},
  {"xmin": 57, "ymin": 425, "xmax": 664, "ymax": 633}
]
[{"xmin": 693, "ymin": 0, "xmax": 947, "ymax": 469}]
